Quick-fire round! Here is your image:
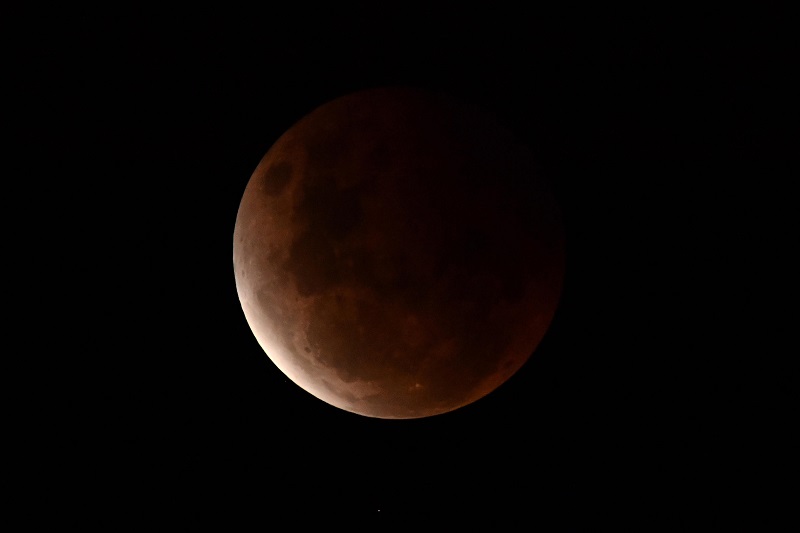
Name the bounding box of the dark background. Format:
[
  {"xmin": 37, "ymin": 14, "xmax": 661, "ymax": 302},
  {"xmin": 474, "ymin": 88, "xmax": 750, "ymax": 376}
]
[{"xmin": 14, "ymin": 5, "xmax": 790, "ymax": 529}]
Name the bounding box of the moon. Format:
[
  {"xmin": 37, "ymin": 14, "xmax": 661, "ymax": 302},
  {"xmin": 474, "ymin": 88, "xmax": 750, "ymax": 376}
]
[{"xmin": 233, "ymin": 87, "xmax": 565, "ymax": 419}]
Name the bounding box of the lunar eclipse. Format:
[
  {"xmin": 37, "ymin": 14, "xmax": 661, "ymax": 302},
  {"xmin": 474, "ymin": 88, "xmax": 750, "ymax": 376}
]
[{"xmin": 233, "ymin": 87, "xmax": 565, "ymax": 418}]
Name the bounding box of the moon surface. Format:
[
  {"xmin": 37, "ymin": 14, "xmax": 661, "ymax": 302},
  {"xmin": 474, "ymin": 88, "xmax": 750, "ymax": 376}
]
[{"xmin": 233, "ymin": 87, "xmax": 565, "ymax": 419}]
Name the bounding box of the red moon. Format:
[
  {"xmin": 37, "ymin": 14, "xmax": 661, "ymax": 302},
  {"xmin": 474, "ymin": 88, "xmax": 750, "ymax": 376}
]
[{"xmin": 233, "ymin": 87, "xmax": 565, "ymax": 419}]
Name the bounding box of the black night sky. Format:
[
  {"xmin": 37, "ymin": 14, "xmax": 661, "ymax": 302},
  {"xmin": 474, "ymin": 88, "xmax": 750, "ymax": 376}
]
[{"xmin": 16, "ymin": 5, "xmax": 790, "ymax": 529}]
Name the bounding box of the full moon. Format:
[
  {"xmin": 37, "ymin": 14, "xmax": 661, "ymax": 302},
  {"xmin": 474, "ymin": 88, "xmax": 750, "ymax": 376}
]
[{"xmin": 233, "ymin": 87, "xmax": 565, "ymax": 419}]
